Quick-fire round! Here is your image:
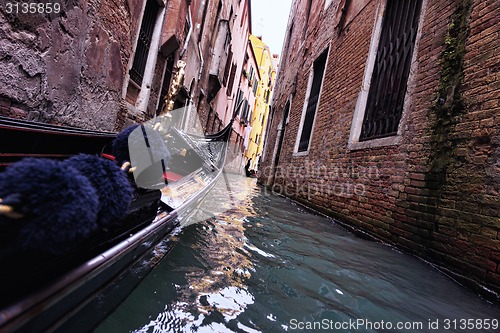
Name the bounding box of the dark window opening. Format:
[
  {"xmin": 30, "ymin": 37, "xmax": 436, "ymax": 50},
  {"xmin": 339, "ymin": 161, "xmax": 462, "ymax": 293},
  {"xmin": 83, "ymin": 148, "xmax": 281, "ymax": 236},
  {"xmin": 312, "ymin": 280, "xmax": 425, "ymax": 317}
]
[
  {"xmin": 157, "ymin": 56, "xmax": 175, "ymax": 115},
  {"xmin": 274, "ymin": 101, "xmax": 290, "ymax": 173},
  {"xmin": 264, "ymin": 90, "xmax": 270, "ymax": 104},
  {"xmin": 233, "ymin": 89, "xmax": 243, "ymax": 117},
  {"xmin": 227, "ymin": 62, "xmax": 237, "ymax": 96},
  {"xmin": 360, "ymin": 0, "xmax": 423, "ymax": 141},
  {"xmin": 241, "ymin": 99, "xmax": 250, "ymax": 122},
  {"xmin": 223, "ymin": 50, "xmax": 233, "ymax": 86},
  {"xmin": 297, "ymin": 49, "xmax": 328, "ymax": 152},
  {"xmin": 129, "ymin": 0, "xmax": 159, "ymax": 86}
]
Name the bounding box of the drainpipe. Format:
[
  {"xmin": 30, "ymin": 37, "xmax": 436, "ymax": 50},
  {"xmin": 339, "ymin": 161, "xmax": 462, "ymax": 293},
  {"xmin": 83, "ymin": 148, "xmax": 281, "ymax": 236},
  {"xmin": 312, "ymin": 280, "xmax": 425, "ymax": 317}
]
[
  {"xmin": 179, "ymin": 4, "xmax": 193, "ymax": 59},
  {"xmin": 197, "ymin": 42, "xmax": 204, "ymax": 80}
]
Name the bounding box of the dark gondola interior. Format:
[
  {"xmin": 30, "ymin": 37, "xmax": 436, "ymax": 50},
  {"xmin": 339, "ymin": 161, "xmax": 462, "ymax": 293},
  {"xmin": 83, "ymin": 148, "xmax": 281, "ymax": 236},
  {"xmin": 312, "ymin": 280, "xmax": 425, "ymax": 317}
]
[{"xmin": 0, "ymin": 116, "xmax": 232, "ymax": 313}]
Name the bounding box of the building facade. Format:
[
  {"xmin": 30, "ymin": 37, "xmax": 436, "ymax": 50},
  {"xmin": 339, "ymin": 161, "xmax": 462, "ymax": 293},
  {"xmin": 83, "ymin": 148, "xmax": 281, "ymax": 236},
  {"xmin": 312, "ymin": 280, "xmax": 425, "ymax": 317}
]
[
  {"xmin": 0, "ymin": 0, "xmax": 254, "ymax": 152},
  {"xmin": 260, "ymin": 0, "xmax": 500, "ymax": 301},
  {"xmin": 244, "ymin": 35, "xmax": 277, "ymax": 171}
]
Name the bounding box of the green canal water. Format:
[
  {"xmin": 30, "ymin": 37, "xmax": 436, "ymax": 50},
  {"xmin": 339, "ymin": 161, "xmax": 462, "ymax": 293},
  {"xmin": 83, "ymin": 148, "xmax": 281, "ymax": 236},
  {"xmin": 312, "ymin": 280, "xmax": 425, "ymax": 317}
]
[{"xmin": 94, "ymin": 173, "xmax": 499, "ymax": 332}]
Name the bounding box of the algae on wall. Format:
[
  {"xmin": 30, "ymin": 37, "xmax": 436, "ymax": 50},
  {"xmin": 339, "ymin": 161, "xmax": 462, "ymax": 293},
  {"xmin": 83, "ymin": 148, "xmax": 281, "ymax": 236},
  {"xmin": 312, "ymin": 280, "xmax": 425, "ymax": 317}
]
[{"xmin": 428, "ymin": 0, "xmax": 472, "ymax": 185}]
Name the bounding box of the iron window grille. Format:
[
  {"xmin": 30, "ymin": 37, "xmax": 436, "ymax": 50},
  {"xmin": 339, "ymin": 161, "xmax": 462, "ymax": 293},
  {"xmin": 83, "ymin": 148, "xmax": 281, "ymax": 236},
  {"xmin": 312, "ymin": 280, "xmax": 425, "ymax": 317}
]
[
  {"xmin": 360, "ymin": 0, "xmax": 423, "ymax": 141},
  {"xmin": 297, "ymin": 49, "xmax": 328, "ymax": 152},
  {"xmin": 129, "ymin": 0, "xmax": 159, "ymax": 86}
]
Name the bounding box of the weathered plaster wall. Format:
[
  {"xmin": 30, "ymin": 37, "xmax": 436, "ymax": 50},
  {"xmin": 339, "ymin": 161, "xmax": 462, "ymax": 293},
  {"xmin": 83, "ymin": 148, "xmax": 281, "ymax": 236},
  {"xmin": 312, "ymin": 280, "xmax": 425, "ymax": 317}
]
[{"xmin": 0, "ymin": 0, "xmax": 142, "ymax": 131}]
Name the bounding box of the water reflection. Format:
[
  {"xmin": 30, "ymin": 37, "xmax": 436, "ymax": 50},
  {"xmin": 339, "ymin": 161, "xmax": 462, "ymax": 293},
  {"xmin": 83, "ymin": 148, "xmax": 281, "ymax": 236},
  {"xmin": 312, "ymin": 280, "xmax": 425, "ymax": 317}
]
[{"xmin": 95, "ymin": 173, "xmax": 499, "ymax": 333}]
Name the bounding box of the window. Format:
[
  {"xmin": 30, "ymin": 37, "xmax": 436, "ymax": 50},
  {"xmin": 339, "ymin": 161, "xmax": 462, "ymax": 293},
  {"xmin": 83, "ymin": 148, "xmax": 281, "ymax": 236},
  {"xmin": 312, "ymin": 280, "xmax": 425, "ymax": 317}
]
[
  {"xmin": 273, "ymin": 100, "xmax": 291, "ymax": 172},
  {"xmin": 227, "ymin": 62, "xmax": 237, "ymax": 96},
  {"xmin": 233, "ymin": 89, "xmax": 243, "ymax": 116},
  {"xmin": 224, "ymin": 28, "xmax": 231, "ymax": 52},
  {"xmin": 241, "ymin": 99, "xmax": 250, "ymax": 122},
  {"xmin": 223, "ymin": 50, "xmax": 233, "ymax": 86},
  {"xmin": 125, "ymin": 0, "xmax": 165, "ymax": 110},
  {"xmin": 359, "ymin": 0, "xmax": 423, "ymax": 141},
  {"xmin": 129, "ymin": 0, "xmax": 159, "ymax": 86},
  {"xmin": 296, "ymin": 48, "xmax": 328, "ymax": 153},
  {"xmin": 264, "ymin": 89, "xmax": 270, "ymax": 104}
]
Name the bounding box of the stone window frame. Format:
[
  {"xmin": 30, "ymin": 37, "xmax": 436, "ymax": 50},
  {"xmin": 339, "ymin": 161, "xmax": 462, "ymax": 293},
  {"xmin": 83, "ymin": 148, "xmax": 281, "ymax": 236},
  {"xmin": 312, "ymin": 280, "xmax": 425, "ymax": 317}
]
[
  {"xmin": 123, "ymin": 0, "xmax": 166, "ymax": 114},
  {"xmin": 293, "ymin": 46, "xmax": 330, "ymax": 156},
  {"xmin": 347, "ymin": 0, "xmax": 428, "ymax": 151}
]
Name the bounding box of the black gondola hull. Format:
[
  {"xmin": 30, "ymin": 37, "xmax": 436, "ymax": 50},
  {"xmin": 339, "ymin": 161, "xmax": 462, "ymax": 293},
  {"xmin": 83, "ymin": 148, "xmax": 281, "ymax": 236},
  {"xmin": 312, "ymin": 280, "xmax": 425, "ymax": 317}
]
[{"xmin": 0, "ymin": 117, "xmax": 232, "ymax": 332}]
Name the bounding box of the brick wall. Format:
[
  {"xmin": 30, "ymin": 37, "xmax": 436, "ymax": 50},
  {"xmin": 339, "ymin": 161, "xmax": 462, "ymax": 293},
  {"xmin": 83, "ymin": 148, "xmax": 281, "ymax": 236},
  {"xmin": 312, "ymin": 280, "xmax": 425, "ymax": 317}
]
[
  {"xmin": 0, "ymin": 0, "xmax": 142, "ymax": 131},
  {"xmin": 260, "ymin": 0, "xmax": 499, "ymax": 301}
]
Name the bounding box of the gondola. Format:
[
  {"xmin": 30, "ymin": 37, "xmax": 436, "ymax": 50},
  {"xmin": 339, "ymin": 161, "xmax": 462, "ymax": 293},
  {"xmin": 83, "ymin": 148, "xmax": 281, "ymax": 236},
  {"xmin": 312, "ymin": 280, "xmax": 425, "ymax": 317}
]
[{"xmin": 0, "ymin": 112, "xmax": 234, "ymax": 332}]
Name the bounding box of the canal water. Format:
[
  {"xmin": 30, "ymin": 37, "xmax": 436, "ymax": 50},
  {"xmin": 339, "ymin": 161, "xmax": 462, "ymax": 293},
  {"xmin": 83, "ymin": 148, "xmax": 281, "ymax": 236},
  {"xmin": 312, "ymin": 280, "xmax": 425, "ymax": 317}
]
[{"xmin": 94, "ymin": 173, "xmax": 499, "ymax": 332}]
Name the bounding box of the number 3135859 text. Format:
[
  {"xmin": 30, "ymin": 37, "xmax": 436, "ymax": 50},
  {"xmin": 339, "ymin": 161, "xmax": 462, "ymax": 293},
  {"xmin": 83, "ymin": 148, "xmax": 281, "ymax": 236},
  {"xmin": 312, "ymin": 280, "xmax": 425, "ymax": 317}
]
[{"xmin": 4, "ymin": 2, "xmax": 61, "ymax": 15}]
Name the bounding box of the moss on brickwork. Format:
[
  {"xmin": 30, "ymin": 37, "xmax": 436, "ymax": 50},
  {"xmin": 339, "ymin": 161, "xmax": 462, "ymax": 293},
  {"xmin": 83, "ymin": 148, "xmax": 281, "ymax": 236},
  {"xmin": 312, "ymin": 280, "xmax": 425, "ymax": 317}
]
[
  {"xmin": 428, "ymin": 0, "xmax": 473, "ymax": 184},
  {"xmin": 434, "ymin": 0, "xmax": 472, "ymax": 117}
]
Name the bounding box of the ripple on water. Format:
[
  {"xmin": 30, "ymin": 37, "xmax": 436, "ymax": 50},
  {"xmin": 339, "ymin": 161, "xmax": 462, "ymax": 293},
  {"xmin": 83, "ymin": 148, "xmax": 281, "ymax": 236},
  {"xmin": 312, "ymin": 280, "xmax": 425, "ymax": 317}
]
[{"xmin": 95, "ymin": 174, "xmax": 500, "ymax": 333}]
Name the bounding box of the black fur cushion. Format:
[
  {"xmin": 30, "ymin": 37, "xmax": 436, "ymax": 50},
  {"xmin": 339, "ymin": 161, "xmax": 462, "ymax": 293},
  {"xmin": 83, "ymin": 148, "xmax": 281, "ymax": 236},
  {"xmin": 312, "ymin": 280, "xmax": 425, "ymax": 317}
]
[
  {"xmin": 112, "ymin": 124, "xmax": 139, "ymax": 165},
  {"xmin": 0, "ymin": 158, "xmax": 99, "ymax": 255},
  {"xmin": 63, "ymin": 154, "xmax": 133, "ymax": 227}
]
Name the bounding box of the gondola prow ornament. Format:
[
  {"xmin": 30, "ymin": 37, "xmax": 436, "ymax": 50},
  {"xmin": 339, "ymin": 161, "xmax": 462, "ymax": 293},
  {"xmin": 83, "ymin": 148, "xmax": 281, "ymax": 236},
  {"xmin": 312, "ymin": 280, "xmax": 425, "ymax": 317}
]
[{"xmin": 161, "ymin": 60, "xmax": 187, "ymax": 116}]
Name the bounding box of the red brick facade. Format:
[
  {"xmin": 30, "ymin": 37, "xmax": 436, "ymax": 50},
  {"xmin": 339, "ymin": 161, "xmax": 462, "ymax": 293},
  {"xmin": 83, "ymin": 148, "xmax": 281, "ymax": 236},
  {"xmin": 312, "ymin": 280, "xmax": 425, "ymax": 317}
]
[{"xmin": 259, "ymin": 0, "xmax": 499, "ymax": 301}]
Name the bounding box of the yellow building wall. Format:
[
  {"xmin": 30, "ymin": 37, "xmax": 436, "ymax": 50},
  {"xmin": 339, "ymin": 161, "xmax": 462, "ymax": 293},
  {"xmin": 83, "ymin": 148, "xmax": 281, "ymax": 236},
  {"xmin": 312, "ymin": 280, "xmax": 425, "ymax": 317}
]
[{"xmin": 245, "ymin": 35, "xmax": 277, "ymax": 170}]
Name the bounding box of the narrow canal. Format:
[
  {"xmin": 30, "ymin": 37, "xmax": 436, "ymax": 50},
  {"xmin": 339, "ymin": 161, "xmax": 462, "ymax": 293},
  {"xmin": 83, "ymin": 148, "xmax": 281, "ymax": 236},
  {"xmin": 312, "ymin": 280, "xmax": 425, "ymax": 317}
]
[{"xmin": 94, "ymin": 173, "xmax": 499, "ymax": 332}]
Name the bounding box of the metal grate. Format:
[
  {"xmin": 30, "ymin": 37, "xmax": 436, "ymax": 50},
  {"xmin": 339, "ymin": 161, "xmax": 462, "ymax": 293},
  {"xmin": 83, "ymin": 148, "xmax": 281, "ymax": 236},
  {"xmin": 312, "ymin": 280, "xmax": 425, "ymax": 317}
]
[
  {"xmin": 130, "ymin": 0, "xmax": 159, "ymax": 86},
  {"xmin": 360, "ymin": 0, "xmax": 423, "ymax": 141},
  {"xmin": 298, "ymin": 49, "xmax": 328, "ymax": 152}
]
